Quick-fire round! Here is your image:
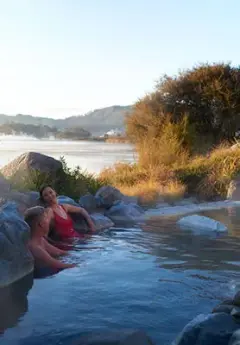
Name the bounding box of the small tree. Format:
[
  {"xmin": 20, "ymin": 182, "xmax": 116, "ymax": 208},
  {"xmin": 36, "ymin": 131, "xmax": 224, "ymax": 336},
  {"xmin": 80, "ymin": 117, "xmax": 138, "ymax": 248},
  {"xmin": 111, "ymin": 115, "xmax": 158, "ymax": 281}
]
[{"xmin": 126, "ymin": 63, "xmax": 240, "ymax": 151}]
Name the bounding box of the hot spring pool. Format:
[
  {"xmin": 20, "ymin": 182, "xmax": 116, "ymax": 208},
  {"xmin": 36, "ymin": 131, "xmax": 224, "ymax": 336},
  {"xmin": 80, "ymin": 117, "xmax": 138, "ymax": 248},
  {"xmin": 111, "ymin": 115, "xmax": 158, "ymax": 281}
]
[{"xmin": 1, "ymin": 207, "xmax": 240, "ymax": 345}]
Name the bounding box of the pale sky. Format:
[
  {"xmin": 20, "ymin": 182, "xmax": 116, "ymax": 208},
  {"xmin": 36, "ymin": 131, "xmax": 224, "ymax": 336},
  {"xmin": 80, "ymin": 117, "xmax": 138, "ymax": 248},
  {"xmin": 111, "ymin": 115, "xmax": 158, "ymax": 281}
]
[{"xmin": 0, "ymin": 0, "xmax": 239, "ymax": 118}]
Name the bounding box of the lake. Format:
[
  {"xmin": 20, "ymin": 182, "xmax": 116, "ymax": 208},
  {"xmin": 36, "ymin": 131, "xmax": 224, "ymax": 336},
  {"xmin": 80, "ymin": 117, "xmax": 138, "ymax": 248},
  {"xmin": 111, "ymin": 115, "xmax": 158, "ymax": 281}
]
[{"xmin": 0, "ymin": 135, "xmax": 135, "ymax": 173}]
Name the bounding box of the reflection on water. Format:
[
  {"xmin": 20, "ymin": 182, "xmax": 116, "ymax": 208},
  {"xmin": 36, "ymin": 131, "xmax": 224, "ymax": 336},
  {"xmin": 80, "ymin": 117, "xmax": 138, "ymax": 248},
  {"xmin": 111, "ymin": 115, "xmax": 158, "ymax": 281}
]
[
  {"xmin": 144, "ymin": 215, "xmax": 240, "ymax": 273},
  {"xmin": 1, "ymin": 208, "xmax": 240, "ymax": 345},
  {"xmin": 0, "ymin": 136, "xmax": 135, "ymax": 173}
]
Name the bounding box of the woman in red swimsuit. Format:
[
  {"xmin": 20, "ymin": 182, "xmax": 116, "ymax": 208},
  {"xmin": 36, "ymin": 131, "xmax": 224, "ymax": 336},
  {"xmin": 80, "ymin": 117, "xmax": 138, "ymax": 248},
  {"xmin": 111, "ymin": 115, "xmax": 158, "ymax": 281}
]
[{"xmin": 39, "ymin": 185, "xmax": 96, "ymax": 240}]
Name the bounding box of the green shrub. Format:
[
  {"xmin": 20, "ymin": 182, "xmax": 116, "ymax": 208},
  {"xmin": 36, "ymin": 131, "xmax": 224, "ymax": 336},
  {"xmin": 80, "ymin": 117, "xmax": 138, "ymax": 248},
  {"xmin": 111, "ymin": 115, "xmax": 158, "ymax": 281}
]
[{"xmin": 12, "ymin": 156, "xmax": 104, "ymax": 200}]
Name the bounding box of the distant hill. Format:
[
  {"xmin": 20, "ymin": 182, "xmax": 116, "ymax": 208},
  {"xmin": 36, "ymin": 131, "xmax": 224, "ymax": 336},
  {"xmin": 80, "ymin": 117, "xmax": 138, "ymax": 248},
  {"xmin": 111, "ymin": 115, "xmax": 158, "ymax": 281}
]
[{"xmin": 0, "ymin": 105, "xmax": 132, "ymax": 136}]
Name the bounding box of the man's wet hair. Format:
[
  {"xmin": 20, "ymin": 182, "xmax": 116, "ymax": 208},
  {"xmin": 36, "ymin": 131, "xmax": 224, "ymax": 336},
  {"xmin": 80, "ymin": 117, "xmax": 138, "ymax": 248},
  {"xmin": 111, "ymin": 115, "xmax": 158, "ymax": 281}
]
[{"xmin": 24, "ymin": 206, "xmax": 45, "ymax": 230}]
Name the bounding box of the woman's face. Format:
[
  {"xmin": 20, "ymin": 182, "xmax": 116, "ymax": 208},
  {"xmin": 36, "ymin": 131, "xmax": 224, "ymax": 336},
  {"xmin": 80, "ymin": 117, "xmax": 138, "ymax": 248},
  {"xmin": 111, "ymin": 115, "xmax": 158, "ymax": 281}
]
[{"xmin": 41, "ymin": 187, "xmax": 57, "ymax": 205}]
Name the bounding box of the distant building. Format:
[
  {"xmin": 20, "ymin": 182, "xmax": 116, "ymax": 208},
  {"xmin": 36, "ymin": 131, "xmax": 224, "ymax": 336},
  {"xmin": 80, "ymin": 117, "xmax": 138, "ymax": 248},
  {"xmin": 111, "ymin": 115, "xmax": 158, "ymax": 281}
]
[{"xmin": 105, "ymin": 128, "xmax": 124, "ymax": 137}]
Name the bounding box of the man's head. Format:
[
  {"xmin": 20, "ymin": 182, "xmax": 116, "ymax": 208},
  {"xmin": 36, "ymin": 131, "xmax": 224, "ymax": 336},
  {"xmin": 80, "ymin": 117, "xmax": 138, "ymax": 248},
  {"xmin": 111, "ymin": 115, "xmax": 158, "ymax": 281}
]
[{"xmin": 24, "ymin": 206, "xmax": 50, "ymax": 237}]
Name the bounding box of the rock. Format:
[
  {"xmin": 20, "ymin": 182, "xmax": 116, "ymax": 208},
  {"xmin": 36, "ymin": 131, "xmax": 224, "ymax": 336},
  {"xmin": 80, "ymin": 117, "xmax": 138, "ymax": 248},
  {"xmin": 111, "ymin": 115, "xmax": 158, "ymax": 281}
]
[
  {"xmin": 58, "ymin": 195, "xmax": 113, "ymax": 233},
  {"xmin": 156, "ymin": 202, "xmax": 171, "ymax": 208},
  {"xmin": 173, "ymin": 197, "xmax": 198, "ymax": 206},
  {"xmin": 0, "ymin": 202, "xmax": 34, "ymax": 287},
  {"xmin": 79, "ymin": 194, "xmax": 97, "ymax": 212},
  {"xmin": 231, "ymin": 307, "xmax": 240, "ymax": 320},
  {"xmin": 227, "ymin": 178, "xmax": 240, "ymax": 201},
  {"xmin": 212, "ymin": 304, "xmax": 234, "ymax": 314},
  {"xmin": 90, "ymin": 213, "xmax": 114, "ymax": 231},
  {"xmin": 11, "ymin": 191, "xmax": 38, "ymax": 209},
  {"xmin": 122, "ymin": 195, "xmax": 139, "ymax": 205},
  {"xmin": 70, "ymin": 329, "xmax": 155, "ymax": 345},
  {"xmin": 25, "ymin": 191, "xmax": 40, "ymax": 202},
  {"xmin": 172, "ymin": 313, "xmax": 239, "ymax": 345},
  {"xmin": 0, "ymin": 152, "xmax": 62, "ymax": 183},
  {"xmin": 0, "ymin": 273, "xmax": 33, "ymax": 332},
  {"xmin": 233, "ymin": 291, "xmax": 240, "ymax": 307},
  {"xmin": 71, "ymin": 213, "xmax": 114, "ymax": 234},
  {"xmin": 229, "ymin": 329, "xmax": 240, "ymax": 345},
  {"xmin": 105, "ymin": 201, "xmax": 144, "ymax": 225},
  {"xmin": 0, "ymin": 174, "xmax": 11, "ymax": 195},
  {"xmin": 0, "ymin": 191, "xmax": 40, "ymax": 215},
  {"xmin": 177, "ymin": 215, "xmax": 228, "ymax": 232},
  {"xmin": 70, "ymin": 213, "xmax": 89, "ymax": 234},
  {"xmin": 220, "ymin": 299, "xmax": 234, "ymax": 306},
  {"xmin": 95, "ymin": 185, "xmax": 123, "ymax": 209},
  {"xmin": 57, "ymin": 195, "xmax": 79, "ymax": 206}
]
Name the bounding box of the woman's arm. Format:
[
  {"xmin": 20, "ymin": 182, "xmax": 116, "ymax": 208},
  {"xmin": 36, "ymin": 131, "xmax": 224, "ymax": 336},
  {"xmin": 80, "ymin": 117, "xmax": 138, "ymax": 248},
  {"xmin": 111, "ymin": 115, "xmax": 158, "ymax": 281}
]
[{"xmin": 63, "ymin": 204, "xmax": 96, "ymax": 232}]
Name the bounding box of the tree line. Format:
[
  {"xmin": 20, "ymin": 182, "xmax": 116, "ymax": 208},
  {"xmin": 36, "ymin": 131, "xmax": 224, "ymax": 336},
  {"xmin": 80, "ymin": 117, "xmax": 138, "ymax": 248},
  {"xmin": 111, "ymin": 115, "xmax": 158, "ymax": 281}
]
[{"xmin": 0, "ymin": 122, "xmax": 91, "ymax": 140}]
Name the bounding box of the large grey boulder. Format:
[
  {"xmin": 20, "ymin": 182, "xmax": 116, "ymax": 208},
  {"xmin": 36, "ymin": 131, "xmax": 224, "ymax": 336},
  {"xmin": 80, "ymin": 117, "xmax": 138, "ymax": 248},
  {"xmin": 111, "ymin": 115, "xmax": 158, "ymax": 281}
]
[
  {"xmin": 227, "ymin": 177, "xmax": 240, "ymax": 201},
  {"xmin": 233, "ymin": 292, "xmax": 240, "ymax": 307},
  {"xmin": 71, "ymin": 212, "xmax": 114, "ymax": 234},
  {"xmin": 105, "ymin": 201, "xmax": 144, "ymax": 225},
  {"xmin": 173, "ymin": 197, "xmax": 198, "ymax": 206},
  {"xmin": 122, "ymin": 195, "xmax": 139, "ymax": 205},
  {"xmin": 0, "ymin": 273, "xmax": 33, "ymax": 332},
  {"xmin": 172, "ymin": 313, "xmax": 240, "ymax": 345},
  {"xmin": 0, "ymin": 190, "xmax": 40, "ymax": 215},
  {"xmin": 0, "ymin": 174, "xmax": 11, "ymax": 195},
  {"xmin": 58, "ymin": 195, "xmax": 114, "ymax": 232},
  {"xmin": 95, "ymin": 185, "xmax": 123, "ymax": 209},
  {"xmin": 212, "ymin": 291, "xmax": 240, "ymax": 324},
  {"xmin": 90, "ymin": 213, "xmax": 114, "ymax": 231},
  {"xmin": 156, "ymin": 202, "xmax": 171, "ymax": 208},
  {"xmin": 229, "ymin": 329, "xmax": 240, "ymax": 345},
  {"xmin": 57, "ymin": 195, "xmax": 79, "ymax": 206},
  {"xmin": 0, "ymin": 202, "xmax": 34, "ymax": 288},
  {"xmin": 1, "ymin": 152, "xmax": 62, "ymax": 183},
  {"xmin": 79, "ymin": 194, "xmax": 97, "ymax": 212}
]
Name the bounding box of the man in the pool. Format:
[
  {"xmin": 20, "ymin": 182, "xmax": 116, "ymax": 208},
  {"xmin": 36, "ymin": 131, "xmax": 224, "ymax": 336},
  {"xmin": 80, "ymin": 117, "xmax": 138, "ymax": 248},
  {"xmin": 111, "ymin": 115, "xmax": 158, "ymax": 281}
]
[{"xmin": 25, "ymin": 206, "xmax": 76, "ymax": 270}]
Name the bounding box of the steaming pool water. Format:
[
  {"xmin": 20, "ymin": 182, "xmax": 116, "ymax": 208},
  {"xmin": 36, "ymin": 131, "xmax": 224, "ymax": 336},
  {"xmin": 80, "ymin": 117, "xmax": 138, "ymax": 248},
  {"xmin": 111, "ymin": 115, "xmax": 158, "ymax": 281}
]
[{"xmin": 1, "ymin": 207, "xmax": 240, "ymax": 345}]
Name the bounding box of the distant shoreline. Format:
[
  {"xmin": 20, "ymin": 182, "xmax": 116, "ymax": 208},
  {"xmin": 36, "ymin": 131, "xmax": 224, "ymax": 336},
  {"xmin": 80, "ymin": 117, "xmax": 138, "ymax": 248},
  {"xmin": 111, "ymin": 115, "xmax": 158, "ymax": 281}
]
[
  {"xmin": 105, "ymin": 137, "xmax": 129, "ymax": 143},
  {"xmin": 56, "ymin": 136, "xmax": 130, "ymax": 143},
  {"xmin": 0, "ymin": 134, "xmax": 130, "ymax": 144},
  {"xmin": 54, "ymin": 136, "xmax": 129, "ymax": 143}
]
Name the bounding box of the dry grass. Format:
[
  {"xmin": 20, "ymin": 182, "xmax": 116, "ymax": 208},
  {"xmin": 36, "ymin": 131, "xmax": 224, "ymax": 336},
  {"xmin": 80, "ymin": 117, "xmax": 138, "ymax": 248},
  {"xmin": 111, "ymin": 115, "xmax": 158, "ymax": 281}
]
[
  {"xmin": 100, "ymin": 141, "xmax": 240, "ymax": 205},
  {"xmin": 116, "ymin": 179, "xmax": 186, "ymax": 207},
  {"xmin": 100, "ymin": 162, "xmax": 186, "ymax": 206},
  {"xmin": 100, "ymin": 162, "xmax": 149, "ymax": 186},
  {"xmin": 118, "ymin": 180, "xmax": 162, "ymax": 206},
  {"xmin": 176, "ymin": 143, "xmax": 240, "ymax": 200},
  {"xmin": 99, "ymin": 124, "xmax": 189, "ymax": 205},
  {"xmin": 137, "ymin": 127, "xmax": 189, "ymax": 170}
]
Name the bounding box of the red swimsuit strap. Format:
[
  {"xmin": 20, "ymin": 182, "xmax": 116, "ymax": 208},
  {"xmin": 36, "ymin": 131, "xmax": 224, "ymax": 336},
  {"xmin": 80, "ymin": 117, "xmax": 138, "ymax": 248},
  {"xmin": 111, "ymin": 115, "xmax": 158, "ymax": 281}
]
[
  {"xmin": 53, "ymin": 205, "xmax": 74, "ymax": 234},
  {"xmin": 53, "ymin": 205, "xmax": 72, "ymax": 223},
  {"xmin": 52, "ymin": 205, "xmax": 82, "ymax": 239}
]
